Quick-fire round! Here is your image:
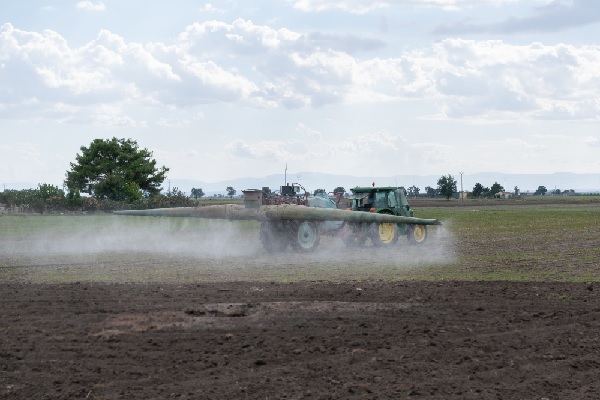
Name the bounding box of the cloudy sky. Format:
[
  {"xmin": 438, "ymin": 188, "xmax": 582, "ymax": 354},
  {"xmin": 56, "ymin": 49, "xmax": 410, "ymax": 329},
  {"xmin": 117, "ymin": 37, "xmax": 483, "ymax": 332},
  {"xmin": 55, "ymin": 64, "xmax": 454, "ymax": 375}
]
[{"xmin": 1, "ymin": 0, "xmax": 599, "ymax": 190}]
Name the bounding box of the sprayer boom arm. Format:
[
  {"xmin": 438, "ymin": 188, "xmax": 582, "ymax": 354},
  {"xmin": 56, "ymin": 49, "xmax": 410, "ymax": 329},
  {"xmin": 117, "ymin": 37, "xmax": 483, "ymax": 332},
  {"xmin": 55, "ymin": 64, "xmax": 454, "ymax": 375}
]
[{"xmin": 114, "ymin": 204, "xmax": 441, "ymax": 225}]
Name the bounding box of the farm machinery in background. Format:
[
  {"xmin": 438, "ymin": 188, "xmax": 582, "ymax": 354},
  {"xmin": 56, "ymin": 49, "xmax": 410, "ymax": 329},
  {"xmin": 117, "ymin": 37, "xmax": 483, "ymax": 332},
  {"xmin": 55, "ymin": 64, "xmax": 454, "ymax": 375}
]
[{"xmin": 114, "ymin": 183, "xmax": 441, "ymax": 253}]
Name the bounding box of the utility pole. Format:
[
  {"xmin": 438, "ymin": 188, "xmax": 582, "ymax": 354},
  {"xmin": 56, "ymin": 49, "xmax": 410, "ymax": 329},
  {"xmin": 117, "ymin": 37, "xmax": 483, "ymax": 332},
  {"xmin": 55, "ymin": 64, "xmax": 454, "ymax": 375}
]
[{"xmin": 460, "ymin": 172, "xmax": 464, "ymax": 202}]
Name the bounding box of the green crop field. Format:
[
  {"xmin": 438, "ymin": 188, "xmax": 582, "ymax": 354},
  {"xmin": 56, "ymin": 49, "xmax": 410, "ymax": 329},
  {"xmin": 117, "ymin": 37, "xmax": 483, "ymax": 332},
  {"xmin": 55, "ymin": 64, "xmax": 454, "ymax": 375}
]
[
  {"xmin": 1, "ymin": 199, "xmax": 598, "ymax": 283},
  {"xmin": 413, "ymin": 201, "xmax": 600, "ymax": 282}
]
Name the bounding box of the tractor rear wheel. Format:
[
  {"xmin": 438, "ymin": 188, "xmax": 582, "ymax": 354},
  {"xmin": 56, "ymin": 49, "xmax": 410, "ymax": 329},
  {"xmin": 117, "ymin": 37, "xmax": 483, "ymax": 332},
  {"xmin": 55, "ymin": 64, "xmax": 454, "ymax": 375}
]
[
  {"xmin": 369, "ymin": 213, "xmax": 398, "ymax": 247},
  {"xmin": 407, "ymin": 224, "xmax": 427, "ymax": 245},
  {"xmin": 259, "ymin": 221, "xmax": 290, "ymax": 252},
  {"xmin": 291, "ymin": 221, "xmax": 320, "ymax": 252}
]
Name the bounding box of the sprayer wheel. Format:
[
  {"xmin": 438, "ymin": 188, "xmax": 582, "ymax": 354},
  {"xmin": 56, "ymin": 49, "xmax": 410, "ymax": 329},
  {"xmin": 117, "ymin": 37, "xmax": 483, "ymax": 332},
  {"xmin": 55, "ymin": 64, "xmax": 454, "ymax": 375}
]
[
  {"xmin": 259, "ymin": 221, "xmax": 290, "ymax": 252},
  {"xmin": 290, "ymin": 221, "xmax": 320, "ymax": 252},
  {"xmin": 407, "ymin": 224, "xmax": 427, "ymax": 245},
  {"xmin": 340, "ymin": 223, "xmax": 366, "ymax": 247}
]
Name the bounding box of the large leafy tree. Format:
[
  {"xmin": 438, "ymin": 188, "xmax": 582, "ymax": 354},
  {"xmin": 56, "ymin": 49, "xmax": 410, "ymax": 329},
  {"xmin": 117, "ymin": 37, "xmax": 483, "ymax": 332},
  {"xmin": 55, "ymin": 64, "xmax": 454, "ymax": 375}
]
[
  {"xmin": 437, "ymin": 174, "xmax": 457, "ymax": 200},
  {"xmin": 65, "ymin": 138, "xmax": 168, "ymax": 201}
]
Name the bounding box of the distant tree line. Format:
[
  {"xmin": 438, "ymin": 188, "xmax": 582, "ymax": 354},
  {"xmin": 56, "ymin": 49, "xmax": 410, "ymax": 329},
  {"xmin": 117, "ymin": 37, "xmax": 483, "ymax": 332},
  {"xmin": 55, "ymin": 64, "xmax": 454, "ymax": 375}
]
[
  {"xmin": 3, "ymin": 140, "xmax": 593, "ymax": 215},
  {"xmin": 396, "ymin": 176, "xmax": 585, "ymax": 200},
  {"xmin": 0, "ymin": 184, "xmax": 195, "ymax": 214},
  {"xmin": 1, "ymin": 184, "xmax": 66, "ymax": 214}
]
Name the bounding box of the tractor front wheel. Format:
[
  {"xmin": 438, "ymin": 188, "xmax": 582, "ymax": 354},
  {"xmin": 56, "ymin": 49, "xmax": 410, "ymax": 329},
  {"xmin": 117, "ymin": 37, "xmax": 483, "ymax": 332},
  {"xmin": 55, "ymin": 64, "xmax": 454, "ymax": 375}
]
[{"xmin": 407, "ymin": 224, "xmax": 427, "ymax": 245}]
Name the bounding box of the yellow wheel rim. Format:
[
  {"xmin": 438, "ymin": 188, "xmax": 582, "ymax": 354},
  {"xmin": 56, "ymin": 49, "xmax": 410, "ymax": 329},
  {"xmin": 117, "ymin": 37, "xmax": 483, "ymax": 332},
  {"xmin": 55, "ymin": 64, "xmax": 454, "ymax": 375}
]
[
  {"xmin": 413, "ymin": 225, "xmax": 426, "ymax": 243},
  {"xmin": 378, "ymin": 223, "xmax": 395, "ymax": 244}
]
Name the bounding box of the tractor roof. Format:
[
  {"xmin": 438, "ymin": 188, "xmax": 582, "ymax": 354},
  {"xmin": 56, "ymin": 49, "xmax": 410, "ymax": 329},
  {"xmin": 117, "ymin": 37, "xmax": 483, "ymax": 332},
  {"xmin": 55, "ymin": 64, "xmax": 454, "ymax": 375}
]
[{"xmin": 350, "ymin": 186, "xmax": 402, "ymax": 193}]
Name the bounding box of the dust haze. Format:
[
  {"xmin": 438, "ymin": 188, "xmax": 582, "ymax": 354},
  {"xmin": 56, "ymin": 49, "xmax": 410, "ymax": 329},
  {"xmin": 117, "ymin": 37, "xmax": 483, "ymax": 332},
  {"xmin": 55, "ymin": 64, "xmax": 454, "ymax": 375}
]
[{"xmin": 0, "ymin": 215, "xmax": 456, "ymax": 282}]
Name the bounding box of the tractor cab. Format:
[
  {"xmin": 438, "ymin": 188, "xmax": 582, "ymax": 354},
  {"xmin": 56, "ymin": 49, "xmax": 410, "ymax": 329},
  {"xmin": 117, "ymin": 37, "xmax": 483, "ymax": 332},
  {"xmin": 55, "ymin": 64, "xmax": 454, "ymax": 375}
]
[{"xmin": 349, "ymin": 186, "xmax": 413, "ymax": 217}]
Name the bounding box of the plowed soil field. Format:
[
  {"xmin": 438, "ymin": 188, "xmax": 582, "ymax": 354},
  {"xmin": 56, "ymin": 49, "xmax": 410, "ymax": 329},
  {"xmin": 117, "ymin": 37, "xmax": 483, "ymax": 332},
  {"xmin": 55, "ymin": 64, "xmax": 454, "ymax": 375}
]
[{"xmin": 1, "ymin": 281, "xmax": 599, "ymax": 399}]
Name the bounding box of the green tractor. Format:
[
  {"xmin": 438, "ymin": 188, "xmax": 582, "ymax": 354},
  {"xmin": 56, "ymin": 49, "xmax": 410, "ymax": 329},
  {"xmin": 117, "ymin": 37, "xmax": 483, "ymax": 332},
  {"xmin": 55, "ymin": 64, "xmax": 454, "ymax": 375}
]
[{"xmin": 341, "ymin": 186, "xmax": 429, "ymax": 247}]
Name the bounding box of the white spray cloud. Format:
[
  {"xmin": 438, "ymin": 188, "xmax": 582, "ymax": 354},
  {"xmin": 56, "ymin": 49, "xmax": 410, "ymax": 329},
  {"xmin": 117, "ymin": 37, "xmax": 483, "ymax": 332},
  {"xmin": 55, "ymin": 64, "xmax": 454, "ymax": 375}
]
[{"xmin": 0, "ymin": 215, "xmax": 456, "ymax": 282}]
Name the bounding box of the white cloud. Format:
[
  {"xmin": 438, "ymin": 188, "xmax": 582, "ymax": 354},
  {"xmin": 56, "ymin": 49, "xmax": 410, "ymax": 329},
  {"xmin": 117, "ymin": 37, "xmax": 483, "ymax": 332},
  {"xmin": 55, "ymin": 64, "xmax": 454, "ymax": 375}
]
[
  {"xmin": 229, "ymin": 131, "xmax": 412, "ymax": 164},
  {"xmin": 583, "ymin": 136, "xmax": 600, "ymax": 147},
  {"xmin": 1, "ymin": 20, "xmax": 599, "ymax": 126},
  {"xmin": 229, "ymin": 139, "xmax": 310, "ymax": 161},
  {"xmin": 290, "ymin": 0, "xmax": 519, "ymax": 13},
  {"xmin": 291, "ymin": 0, "xmax": 389, "ymax": 14},
  {"xmin": 201, "ymin": 3, "xmax": 225, "ymax": 13},
  {"xmin": 434, "ymin": 0, "xmax": 600, "ymax": 34},
  {"xmin": 296, "ymin": 123, "xmax": 323, "ymax": 141},
  {"xmin": 158, "ymin": 118, "xmax": 191, "ymax": 128},
  {"xmin": 419, "ymin": 39, "xmax": 600, "ymax": 120},
  {"xmin": 76, "ymin": 1, "xmax": 105, "ymax": 12}
]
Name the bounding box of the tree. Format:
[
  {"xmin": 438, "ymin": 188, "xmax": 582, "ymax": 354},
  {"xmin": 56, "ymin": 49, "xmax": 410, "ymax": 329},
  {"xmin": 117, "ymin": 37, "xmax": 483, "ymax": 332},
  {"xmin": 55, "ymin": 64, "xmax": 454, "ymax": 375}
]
[
  {"xmin": 472, "ymin": 183, "xmax": 484, "ymax": 198},
  {"xmin": 226, "ymin": 186, "xmax": 236, "ymax": 198},
  {"xmin": 38, "ymin": 183, "xmax": 64, "ymax": 200},
  {"xmin": 37, "ymin": 183, "xmax": 65, "ymax": 213},
  {"xmin": 424, "ymin": 186, "xmax": 437, "ymax": 198},
  {"xmin": 514, "ymin": 186, "xmax": 520, "ymax": 196},
  {"xmin": 407, "ymin": 185, "xmax": 420, "ymax": 198},
  {"xmin": 490, "ymin": 182, "xmax": 504, "ymax": 197},
  {"xmin": 437, "ymin": 174, "xmax": 457, "ymax": 200},
  {"xmin": 472, "ymin": 182, "xmax": 493, "ymax": 198},
  {"xmin": 3, "ymin": 184, "xmax": 66, "ymax": 213},
  {"xmin": 534, "ymin": 186, "xmax": 547, "ymax": 196},
  {"xmin": 167, "ymin": 186, "xmax": 183, "ymax": 197},
  {"xmin": 332, "ymin": 186, "xmax": 345, "ymax": 195},
  {"xmin": 313, "ymin": 189, "xmax": 326, "ymax": 196},
  {"xmin": 190, "ymin": 188, "xmax": 205, "ymax": 199},
  {"xmin": 65, "ymin": 138, "xmax": 168, "ymax": 202}
]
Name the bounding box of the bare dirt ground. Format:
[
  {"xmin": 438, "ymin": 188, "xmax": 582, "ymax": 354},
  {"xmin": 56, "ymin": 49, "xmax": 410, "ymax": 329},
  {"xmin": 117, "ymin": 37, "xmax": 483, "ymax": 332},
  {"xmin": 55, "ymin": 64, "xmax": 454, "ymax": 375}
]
[{"xmin": 1, "ymin": 280, "xmax": 599, "ymax": 399}]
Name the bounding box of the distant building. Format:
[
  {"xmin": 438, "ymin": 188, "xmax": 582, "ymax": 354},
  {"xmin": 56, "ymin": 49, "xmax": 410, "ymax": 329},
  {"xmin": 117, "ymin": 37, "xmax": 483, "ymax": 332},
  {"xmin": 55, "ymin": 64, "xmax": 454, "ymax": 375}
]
[{"xmin": 494, "ymin": 191, "xmax": 513, "ymax": 199}]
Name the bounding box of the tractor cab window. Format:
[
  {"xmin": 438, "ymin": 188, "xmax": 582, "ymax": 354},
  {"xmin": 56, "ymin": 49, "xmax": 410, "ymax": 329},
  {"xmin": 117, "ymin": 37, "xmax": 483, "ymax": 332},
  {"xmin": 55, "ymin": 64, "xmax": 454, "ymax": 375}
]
[
  {"xmin": 396, "ymin": 189, "xmax": 410, "ymax": 206},
  {"xmin": 387, "ymin": 192, "xmax": 398, "ymax": 208},
  {"xmin": 373, "ymin": 192, "xmax": 387, "ymax": 208},
  {"xmin": 354, "ymin": 193, "xmax": 370, "ymax": 208}
]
